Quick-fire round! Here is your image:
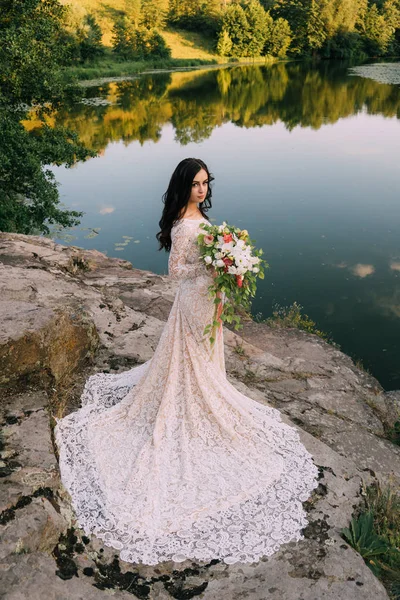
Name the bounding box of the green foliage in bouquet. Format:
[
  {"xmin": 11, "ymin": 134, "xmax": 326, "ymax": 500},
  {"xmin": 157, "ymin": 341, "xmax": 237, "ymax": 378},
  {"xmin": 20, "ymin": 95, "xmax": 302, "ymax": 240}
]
[{"xmin": 196, "ymin": 221, "xmax": 269, "ymax": 349}]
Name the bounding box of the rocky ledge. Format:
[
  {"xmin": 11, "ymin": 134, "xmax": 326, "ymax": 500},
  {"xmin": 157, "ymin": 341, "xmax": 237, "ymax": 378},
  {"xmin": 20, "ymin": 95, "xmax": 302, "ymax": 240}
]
[{"xmin": 1, "ymin": 232, "xmax": 399, "ymax": 600}]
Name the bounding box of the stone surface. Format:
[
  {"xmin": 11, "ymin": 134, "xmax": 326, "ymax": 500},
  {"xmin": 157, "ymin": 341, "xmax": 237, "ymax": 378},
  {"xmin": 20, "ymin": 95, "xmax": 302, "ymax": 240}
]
[
  {"xmin": 0, "ymin": 390, "xmax": 60, "ymax": 514},
  {"xmin": 1, "ymin": 232, "xmax": 399, "ymax": 600},
  {"xmin": 1, "ymin": 496, "xmax": 66, "ymax": 559},
  {"xmin": 223, "ymin": 322, "xmax": 400, "ymax": 487},
  {"xmin": 0, "ymin": 552, "xmax": 137, "ymax": 600},
  {"xmin": 0, "ymin": 299, "xmax": 99, "ymax": 389}
]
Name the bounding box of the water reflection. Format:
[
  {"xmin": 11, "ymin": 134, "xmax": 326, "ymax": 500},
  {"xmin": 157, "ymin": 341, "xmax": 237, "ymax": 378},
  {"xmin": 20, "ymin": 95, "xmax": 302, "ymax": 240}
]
[
  {"xmin": 350, "ymin": 264, "xmax": 375, "ymax": 278},
  {"xmin": 46, "ymin": 62, "xmax": 400, "ymax": 151}
]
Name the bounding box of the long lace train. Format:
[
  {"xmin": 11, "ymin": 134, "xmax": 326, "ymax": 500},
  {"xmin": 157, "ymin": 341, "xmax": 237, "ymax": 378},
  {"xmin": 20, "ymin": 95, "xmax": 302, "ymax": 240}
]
[{"xmin": 54, "ymin": 217, "xmax": 319, "ymax": 565}]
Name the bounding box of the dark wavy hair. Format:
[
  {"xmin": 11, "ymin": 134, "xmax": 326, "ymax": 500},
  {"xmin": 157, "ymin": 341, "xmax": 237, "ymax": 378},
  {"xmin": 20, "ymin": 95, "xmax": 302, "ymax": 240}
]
[{"xmin": 156, "ymin": 158, "xmax": 214, "ymax": 252}]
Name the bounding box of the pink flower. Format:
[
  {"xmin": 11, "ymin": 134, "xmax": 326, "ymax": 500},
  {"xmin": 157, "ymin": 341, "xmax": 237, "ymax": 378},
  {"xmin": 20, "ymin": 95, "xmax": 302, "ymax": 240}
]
[
  {"xmin": 236, "ymin": 275, "xmax": 243, "ymax": 288},
  {"xmin": 222, "ymin": 257, "xmax": 234, "ymax": 266},
  {"xmin": 204, "ymin": 234, "xmax": 214, "ymax": 246},
  {"xmin": 223, "ymin": 233, "xmax": 233, "ymax": 243}
]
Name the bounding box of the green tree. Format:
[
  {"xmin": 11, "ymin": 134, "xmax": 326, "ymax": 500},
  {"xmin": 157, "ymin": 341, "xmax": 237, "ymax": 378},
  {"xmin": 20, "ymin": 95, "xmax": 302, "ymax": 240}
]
[
  {"xmin": 168, "ymin": 0, "xmax": 199, "ymax": 21},
  {"xmin": 142, "ymin": 29, "xmax": 172, "ymax": 58},
  {"xmin": 264, "ymin": 16, "xmax": 292, "ymax": 56},
  {"xmin": 140, "ymin": 0, "xmax": 166, "ymax": 29},
  {"xmin": 383, "ymin": 0, "xmax": 400, "ymax": 52},
  {"xmin": 362, "ymin": 3, "xmax": 394, "ymax": 54},
  {"xmin": 126, "ymin": 0, "xmax": 142, "ymax": 21},
  {"xmin": 321, "ymin": 28, "xmax": 365, "ymax": 58},
  {"xmin": 383, "ymin": 0, "xmax": 400, "ymax": 28},
  {"xmin": 167, "ymin": 0, "xmax": 221, "ymax": 34},
  {"xmin": 319, "ymin": 0, "xmax": 368, "ymax": 39},
  {"xmin": 112, "ymin": 16, "xmax": 137, "ymax": 59},
  {"xmin": 79, "ymin": 14, "xmax": 105, "ymax": 61},
  {"xmin": 243, "ymin": 1, "xmax": 271, "ymax": 56},
  {"xmin": 0, "ymin": 0, "xmax": 94, "ymax": 235},
  {"xmin": 259, "ymin": 0, "xmax": 275, "ymax": 8},
  {"xmin": 1, "ymin": 0, "xmax": 72, "ymax": 105},
  {"xmin": 306, "ymin": 0, "xmax": 327, "ymax": 54},
  {"xmin": 271, "ymin": 0, "xmax": 310, "ymax": 54},
  {"xmin": 272, "ymin": 0, "xmax": 390, "ymax": 56},
  {"xmin": 216, "ymin": 28, "xmax": 233, "ymax": 55},
  {"xmin": 221, "ymin": 3, "xmax": 251, "ymax": 56},
  {"xmin": 112, "ymin": 17, "xmax": 171, "ymax": 60},
  {"xmin": 0, "ymin": 117, "xmax": 90, "ymax": 235}
]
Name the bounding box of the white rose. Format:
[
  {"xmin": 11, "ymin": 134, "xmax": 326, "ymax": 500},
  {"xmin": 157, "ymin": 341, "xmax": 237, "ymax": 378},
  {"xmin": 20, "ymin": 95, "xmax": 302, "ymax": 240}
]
[
  {"xmin": 216, "ymin": 259, "xmax": 225, "ymax": 268},
  {"xmin": 204, "ymin": 255, "xmax": 212, "ymax": 264},
  {"xmin": 253, "ymin": 267, "xmax": 259, "ymax": 273}
]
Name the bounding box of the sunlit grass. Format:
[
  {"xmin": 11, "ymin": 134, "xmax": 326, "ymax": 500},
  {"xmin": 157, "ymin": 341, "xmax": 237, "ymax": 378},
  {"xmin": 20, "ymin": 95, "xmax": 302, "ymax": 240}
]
[
  {"xmin": 161, "ymin": 27, "xmax": 220, "ymax": 61},
  {"xmin": 63, "ymin": 55, "xmax": 218, "ymax": 81},
  {"xmin": 254, "ymin": 301, "xmax": 339, "ymax": 346}
]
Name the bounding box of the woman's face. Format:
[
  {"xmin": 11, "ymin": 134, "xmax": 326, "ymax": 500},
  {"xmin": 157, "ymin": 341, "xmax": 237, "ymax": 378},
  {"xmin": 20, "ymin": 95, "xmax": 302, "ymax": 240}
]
[{"xmin": 188, "ymin": 168, "xmax": 209, "ymax": 206}]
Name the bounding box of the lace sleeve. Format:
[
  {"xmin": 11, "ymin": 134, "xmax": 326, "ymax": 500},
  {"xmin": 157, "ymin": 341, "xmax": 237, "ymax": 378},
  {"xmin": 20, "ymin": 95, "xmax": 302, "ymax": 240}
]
[{"xmin": 168, "ymin": 222, "xmax": 206, "ymax": 281}]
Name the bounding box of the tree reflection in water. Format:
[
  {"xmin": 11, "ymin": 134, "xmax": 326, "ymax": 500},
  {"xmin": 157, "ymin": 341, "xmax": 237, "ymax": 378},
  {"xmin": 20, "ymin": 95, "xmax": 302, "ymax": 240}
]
[{"xmin": 35, "ymin": 61, "xmax": 400, "ymax": 152}]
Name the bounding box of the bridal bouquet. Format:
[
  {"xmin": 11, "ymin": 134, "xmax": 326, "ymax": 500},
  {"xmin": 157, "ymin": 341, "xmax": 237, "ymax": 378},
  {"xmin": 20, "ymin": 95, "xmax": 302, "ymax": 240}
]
[{"xmin": 196, "ymin": 221, "xmax": 269, "ymax": 349}]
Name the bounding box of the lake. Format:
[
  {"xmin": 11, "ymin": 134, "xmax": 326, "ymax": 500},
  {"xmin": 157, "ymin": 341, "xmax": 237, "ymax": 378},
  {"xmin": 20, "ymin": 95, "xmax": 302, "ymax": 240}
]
[{"xmin": 50, "ymin": 59, "xmax": 400, "ymax": 391}]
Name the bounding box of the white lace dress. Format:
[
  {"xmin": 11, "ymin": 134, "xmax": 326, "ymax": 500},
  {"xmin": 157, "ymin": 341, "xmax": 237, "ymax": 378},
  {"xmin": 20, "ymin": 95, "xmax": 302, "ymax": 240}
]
[{"xmin": 54, "ymin": 217, "xmax": 319, "ymax": 566}]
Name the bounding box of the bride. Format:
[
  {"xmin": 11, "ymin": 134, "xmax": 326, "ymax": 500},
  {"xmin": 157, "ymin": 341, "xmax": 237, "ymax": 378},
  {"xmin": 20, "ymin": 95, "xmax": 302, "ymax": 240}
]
[{"xmin": 54, "ymin": 157, "xmax": 319, "ymax": 566}]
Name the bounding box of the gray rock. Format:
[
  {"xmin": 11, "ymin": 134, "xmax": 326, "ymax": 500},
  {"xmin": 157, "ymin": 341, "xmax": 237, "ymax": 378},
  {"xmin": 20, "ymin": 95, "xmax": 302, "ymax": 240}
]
[
  {"xmin": 1, "ymin": 496, "xmax": 66, "ymax": 559},
  {"xmin": 223, "ymin": 322, "xmax": 400, "ymax": 487},
  {"xmin": 0, "ymin": 232, "xmax": 398, "ymax": 600},
  {"xmin": 0, "ymin": 552, "xmax": 136, "ymax": 600}
]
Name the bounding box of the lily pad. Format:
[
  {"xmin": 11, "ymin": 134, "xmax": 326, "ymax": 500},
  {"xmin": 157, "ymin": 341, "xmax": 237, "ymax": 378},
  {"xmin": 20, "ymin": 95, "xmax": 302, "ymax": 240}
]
[{"xmin": 348, "ymin": 63, "xmax": 400, "ymax": 86}]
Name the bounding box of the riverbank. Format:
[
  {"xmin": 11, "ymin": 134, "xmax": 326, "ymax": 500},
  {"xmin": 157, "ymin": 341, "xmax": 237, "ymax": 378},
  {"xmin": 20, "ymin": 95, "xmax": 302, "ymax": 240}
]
[
  {"xmin": 63, "ymin": 54, "xmax": 278, "ymax": 84},
  {"xmin": 1, "ymin": 232, "xmax": 399, "ymax": 598}
]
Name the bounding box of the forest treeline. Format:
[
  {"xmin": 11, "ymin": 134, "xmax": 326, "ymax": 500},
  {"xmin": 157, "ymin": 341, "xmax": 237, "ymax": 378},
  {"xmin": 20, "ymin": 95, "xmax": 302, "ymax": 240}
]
[
  {"xmin": 54, "ymin": 0, "xmax": 400, "ymax": 64},
  {"xmin": 180, "ymin": 0, "xmax": 400, "ymax": 59},
  {"xmin": 16, "ymin": 0, "xmax": 400, "ymax": 65}
]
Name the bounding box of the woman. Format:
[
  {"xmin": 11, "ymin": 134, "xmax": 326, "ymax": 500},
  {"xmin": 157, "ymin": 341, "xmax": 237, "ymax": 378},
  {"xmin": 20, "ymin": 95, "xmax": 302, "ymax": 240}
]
[{"xmin": 54, "ymin": 157, "xmax": 319, "ymax": 566}]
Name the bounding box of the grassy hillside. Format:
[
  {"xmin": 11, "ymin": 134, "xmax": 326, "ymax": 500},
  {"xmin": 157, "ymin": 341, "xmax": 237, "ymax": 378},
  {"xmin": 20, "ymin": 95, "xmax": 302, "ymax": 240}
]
[
  {"xmin": 61, "ymin": 0, "xmax": 219, "ymax": 59},
  {"xmin": 162, "ymin": 28, "xmax": 219, "ymax": 60},
  {"xmin": 60, "ymin": 1, "xmax": 273, "ymax": 79},
  {"xmin": 61, "ymin": 0, "xmax": 153, "ymax": 46}
]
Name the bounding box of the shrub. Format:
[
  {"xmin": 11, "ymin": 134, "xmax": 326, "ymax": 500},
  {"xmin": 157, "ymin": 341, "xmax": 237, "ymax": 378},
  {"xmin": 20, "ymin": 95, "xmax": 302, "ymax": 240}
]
[
  {"xmin": 167, "ymin": 0, "xmax": 221, "ymax": 36},
  {"xmin": 321, "ymin": 29, "xmax": 366, "ymax": 59},
  {"xmin": 79, "ymin": 14, "xmax": 105, "ymax": 62},
  {"xmin": 341, "ymin": 480, "xmax": 400, "ymax": 597},
  {"xmin": 259, "ymin": 301, "xmax": 334, "ymax": 343},
  {"xmin": 112, "ymin": 17, "xmax": 170, "ymax": 60}
]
